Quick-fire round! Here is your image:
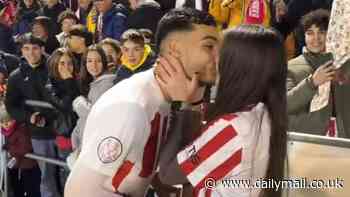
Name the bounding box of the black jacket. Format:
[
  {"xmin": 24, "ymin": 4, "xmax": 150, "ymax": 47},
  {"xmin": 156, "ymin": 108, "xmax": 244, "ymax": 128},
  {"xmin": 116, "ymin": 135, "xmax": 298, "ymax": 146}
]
[
  {"xmin": 45, "ymin": 78, "xmax": 79, "ymax": 137},
  {"xmin": 5, "ymin": 57, "xmax": 56, "ymax": 139},
  {"xmin": 0, "ymin": 24, "xmax": 16, "ymax": 54},
  {"xmin": 40, "ymin": 3, "xmax": 66, "ymax": 34},
  {"xmin": 0, "ymin": 51, "xmax": 20, "ymax": 75},
  {"xmin": 13, "ymin": 6, "xmax": 40, "ymax": 36},
  {"xmin": 43, "ymin": 36, "xmax": 60, "ymax": 55},
  {"xmin": 126, "ymin": 0, "xmax": 164, "ymax": 39}
]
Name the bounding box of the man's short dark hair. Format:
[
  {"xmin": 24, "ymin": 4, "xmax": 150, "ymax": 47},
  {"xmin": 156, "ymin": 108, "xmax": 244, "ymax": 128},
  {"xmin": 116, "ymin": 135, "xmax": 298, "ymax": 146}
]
[
  {"xmin": 17, "ymin": 33, "xmax": 45, "ymax": 49},
  {"xmin": 68, "ymin": 24, "xmax": 93, "ymax": 46},
  {"xmin": 155, "ymin": 8, "xmax": 216, "ymax": 52},
  {"xmin": 301, "ymin": 9, "xmax": 330, "ymax": 32},
  {"xmin": 57, "ymin": 10, "xmax": 79, "ymax": 25},
  {"xmin": 120, "ymin": 29, "xmax": 145, "ymax": 46}
]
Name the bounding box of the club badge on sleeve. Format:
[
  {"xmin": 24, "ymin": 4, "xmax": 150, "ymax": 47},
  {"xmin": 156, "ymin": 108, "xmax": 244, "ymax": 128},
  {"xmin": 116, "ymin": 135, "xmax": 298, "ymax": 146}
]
[{"xmin": 97, "ymin": 137, "xmax": 123, "ymax": 163}]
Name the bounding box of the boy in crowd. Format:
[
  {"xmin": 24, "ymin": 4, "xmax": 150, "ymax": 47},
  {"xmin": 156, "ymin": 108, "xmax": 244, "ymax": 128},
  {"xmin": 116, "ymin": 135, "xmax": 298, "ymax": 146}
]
[
  {"xmin": 5, "ymin": 33, "xmax": 60, "ymax": 197},
  {"xmin": 114, "ymin": 29, "xmax": 156, "ymax": 83}
]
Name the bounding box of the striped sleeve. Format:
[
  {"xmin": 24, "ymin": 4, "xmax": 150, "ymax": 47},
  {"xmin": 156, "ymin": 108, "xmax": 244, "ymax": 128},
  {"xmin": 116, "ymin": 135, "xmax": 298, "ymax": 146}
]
[{"xmin": 176, "ymin": 114, "xmax": 243, "ymax": 195}]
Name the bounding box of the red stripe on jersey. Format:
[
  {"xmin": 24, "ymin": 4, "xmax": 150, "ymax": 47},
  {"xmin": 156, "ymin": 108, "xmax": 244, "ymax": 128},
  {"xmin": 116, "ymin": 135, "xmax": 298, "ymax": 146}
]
[
  {"xmin": 112, "ymin": 160, "xmax": 134, "ymax": 190},
  {"xmin": 205, "ymin": 188, "xmax": 212, "ymax": 197},
  {"xmin": 180, "ymin": 125, "xmax": 237, "ymax": 176},
  {"xmin": 200, "ymin": 114, "xmax": 237, "ymax": 135},
  {"xmin": 193, "ymin": 149, "xmax": 243, "ymax": 196},
  {"xmin": 140, "ymin": 113, "xmax": 161, "ymax": 177}
]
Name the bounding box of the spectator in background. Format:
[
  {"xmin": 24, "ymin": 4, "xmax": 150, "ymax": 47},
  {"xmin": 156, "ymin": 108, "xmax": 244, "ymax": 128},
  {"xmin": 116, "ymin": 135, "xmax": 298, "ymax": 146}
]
[
  {"xmin": 0, "ymin": 0, "xmax": 16, "ymax": 27},
  {"xmin": 94, "ymin": 0, "xmax": 129, "ymax": 42},
  {"xmin": 45, "ymin": 47, "xmax": 80, "ymax": 191},
  {"xmin": 114, "ymin": 29, "xmax": 156, "ymax": 84},
  {"xmin": 0, "ymin": 50, "xmax": 19, "ymax": 97},
  {"xmin": 209, "ymin": 0, "xmax": 272, "ymax": 29},
  {"xmin": 40, "ymin": 0, "xmax": 66, "ymax": 33},
  {"xmin": 5, "ymin": 33, "xmax": 60, "ymax": 197},
  {"xmin": 68, "ymin": 45, "xmax": 115, "ymax": 167},
  {"xmin": 0, "ymin": 105, "xmax": 41, "ymax": 197},
  {"xmin": 31, "ymin": 16, "xmax": 60, "ymax": 54},
  {"xmin": 99, "ymin": 38, "xmax": 122, "ymax": 73},
  {"xmin": 0, "ymin": 2, "xmax": 16, "ymax": 54},
  {"xmin": 0, "ymin": 50, "xmax": 20, "ymax": 75},
  {"xmin": 126, "ymin": 0, "xmax": 163, "ymax": 39},
  {"xmin": 75, "ymin": 0, "xmax": 93, "ymax": 25},
  {"xmin": 56, "ymin": 10, "xmax": 79, "ymax": 47},
  {"xmin": 13, "ymin": 0, "xmax": 41, "ymax": 37},
  {"xmin": 66, "ymin": 24, "xmax": 94, "ymax": 74},
  {"xmin": 287, "ymin": 9, "xmax": 350, "ymax": 139},
  {"xmin": 271, "ymin": 0, "xmax": 333, "ymax": 55},
  {"xmin": 273, "ymin": 0, "xmax": 296, "ymax": 60}
]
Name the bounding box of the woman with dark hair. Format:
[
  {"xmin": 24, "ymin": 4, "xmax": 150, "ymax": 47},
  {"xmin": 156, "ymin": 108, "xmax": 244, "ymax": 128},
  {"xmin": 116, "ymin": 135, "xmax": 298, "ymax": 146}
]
[
  {"xmin": 45, "ymin": 48, "xmax": 79, "ymax": 143},
  {"xmin": 13, "ymin": 0, "xmax": 41, "ymax": 37},
  {"xmin": 157, "ymin": 25, "xmax": 288, "ymax": 197},
  {"xmin": 99, "ymin": 38, "xmax": 122, "ymax": 73},
  {"xmin": 68, "ymin": 45, "xmax": 115, "ymax": 167},
  {"xmin": 44, "ymin": 47, "xmax": 80, "ymax": 191}
]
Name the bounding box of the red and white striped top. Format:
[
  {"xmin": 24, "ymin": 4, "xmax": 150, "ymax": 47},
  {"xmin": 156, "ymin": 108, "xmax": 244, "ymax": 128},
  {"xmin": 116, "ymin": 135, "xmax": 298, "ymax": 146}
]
[
  {"xmin": 78, "ymin": 69, "xmax": 170, "ymax": 196},
  {"xmin": 177, "ymin": 103, "xmax": 271, "ymax": 197}
]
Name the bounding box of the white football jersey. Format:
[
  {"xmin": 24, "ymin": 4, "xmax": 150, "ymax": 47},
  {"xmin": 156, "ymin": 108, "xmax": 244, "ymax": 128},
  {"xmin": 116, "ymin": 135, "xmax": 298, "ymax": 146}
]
[
  {"xmin": 77, "ymin": 69, "xmax": 170, "ymax": 196},
  {"xmin": 177, "ymin": 103, "xmax": 271, "ymax": 197}
]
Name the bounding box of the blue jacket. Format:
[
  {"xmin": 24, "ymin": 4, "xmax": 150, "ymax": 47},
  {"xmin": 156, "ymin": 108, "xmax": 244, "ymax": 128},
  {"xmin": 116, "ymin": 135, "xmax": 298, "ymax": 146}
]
[{"xmin": 100, "ymin": 4, "xmax": 129, "ymax": 41}]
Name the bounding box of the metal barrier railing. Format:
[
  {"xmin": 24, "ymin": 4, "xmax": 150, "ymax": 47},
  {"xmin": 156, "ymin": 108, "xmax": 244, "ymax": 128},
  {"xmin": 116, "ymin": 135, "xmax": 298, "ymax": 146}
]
[
  {"xmin": 1, "ymin": 132, "xmax": 350, "ymax": 197},
  {"xmin": 0, "ymin": 152, "xmax": 66, "ymax": 197},
  {"xmin": 24, "ymin": 153, "xmax": 68, "ymax": 168},
  {"xmin": 288, "ymin": 132, "xmax": 350, "ymax": 148}
]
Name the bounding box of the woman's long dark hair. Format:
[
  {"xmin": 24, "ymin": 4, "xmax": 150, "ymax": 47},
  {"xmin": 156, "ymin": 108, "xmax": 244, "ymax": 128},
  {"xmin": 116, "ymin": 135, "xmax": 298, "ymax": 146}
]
[
  {"xmin": 79, "ymin": 45, "xmax": 108, "ymax": 96},
  {"xmin": 209, "ymin": 25, "xmax": 288, "ymax": 197}
]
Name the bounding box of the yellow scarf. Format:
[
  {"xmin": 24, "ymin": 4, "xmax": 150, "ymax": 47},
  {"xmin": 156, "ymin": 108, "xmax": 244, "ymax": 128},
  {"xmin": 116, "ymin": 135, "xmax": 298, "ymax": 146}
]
[{"xmin": 121, "ymin": 44, "xmax": 152, "ymax": 71}]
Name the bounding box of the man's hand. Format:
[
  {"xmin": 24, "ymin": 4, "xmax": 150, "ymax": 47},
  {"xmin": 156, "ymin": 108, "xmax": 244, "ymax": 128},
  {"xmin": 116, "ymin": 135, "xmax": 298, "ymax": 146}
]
[
  {"xmin": 312, "ymin": 61, "xmax": 336, "ymax": 87},
  {"xmin": 155, "ymin": 54, "xmax": 205, "ymax": 103}
]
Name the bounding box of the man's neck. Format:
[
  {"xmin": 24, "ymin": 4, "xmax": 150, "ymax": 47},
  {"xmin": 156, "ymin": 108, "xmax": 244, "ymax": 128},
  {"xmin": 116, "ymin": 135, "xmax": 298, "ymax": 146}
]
[{"xmin": 28, "ymin": 60, "xmax": 42, "ymax": 69}]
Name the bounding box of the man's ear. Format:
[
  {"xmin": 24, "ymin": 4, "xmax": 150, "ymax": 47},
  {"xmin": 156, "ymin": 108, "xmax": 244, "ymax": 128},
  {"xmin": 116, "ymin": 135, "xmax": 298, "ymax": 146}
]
[{"xmin": 168, "ymin": 39, "xmax": 182, "ymax": 58}]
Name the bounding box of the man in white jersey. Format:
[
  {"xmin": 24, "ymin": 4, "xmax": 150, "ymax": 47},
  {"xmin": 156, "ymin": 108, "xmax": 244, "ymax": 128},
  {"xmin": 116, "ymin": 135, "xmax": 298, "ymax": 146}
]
[{"xmin": 64, "ymin": 8, "xmax": 220, "ymax": 197}]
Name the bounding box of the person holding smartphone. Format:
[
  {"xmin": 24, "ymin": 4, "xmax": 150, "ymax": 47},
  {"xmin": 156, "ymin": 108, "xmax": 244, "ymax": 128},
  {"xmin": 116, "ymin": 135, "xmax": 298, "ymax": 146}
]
[{"xmin": 287, "ymin": 9, "xmax": 350, "ymax": 138}]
